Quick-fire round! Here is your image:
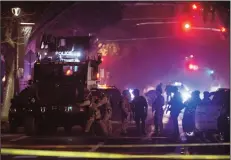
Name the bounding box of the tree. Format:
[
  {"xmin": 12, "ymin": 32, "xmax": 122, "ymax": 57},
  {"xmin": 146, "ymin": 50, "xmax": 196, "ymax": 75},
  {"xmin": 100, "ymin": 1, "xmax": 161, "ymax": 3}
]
[{"xmin": 97, "ymin": 42, "xmax": 120, "ymax": 56}]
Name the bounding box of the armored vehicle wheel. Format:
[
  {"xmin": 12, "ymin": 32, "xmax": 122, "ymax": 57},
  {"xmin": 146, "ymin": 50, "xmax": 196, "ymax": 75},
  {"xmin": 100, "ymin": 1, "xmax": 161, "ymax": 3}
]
[
  {"xmin": 40, "ymin": 125, "xmax": 57, "ymax": 135},
  {"xmin": 24, "ymin": 116, "xmax": 39, "ymax": 136},
  {"xmin": 64, "ymin": 125, "xmax": 72, "ymax": 133},
  {"xmin": 9, "ymin": 122, "xmax": 18, "ymax": 133}
]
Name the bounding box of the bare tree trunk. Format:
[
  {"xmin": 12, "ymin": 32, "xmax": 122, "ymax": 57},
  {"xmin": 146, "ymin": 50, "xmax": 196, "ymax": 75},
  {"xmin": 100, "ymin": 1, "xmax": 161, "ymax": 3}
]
[
  {"xmin": 1, "ymin": 60, "xmax": 15, "ymax": 121},
  {"xmin": 1, "ymin": 18, "xmax": 17, "ymax": 123}
]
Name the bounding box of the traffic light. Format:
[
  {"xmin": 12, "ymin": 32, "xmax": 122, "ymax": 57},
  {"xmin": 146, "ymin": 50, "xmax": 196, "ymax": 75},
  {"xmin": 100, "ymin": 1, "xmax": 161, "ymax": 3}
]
[
  {"xmin": 184, "ymin": 23, "xmax": 191, "ymax": 29},
  {"xmin": 192, "ymin": 4, "xmax": 197, "ymax": 10},
  {"xmin": 182, "ymin": 22, "xmax": 191, "ymax": 31},
  {"xmin": 188, "ymin": 64, "xmax": 199, "ymax": 71}
]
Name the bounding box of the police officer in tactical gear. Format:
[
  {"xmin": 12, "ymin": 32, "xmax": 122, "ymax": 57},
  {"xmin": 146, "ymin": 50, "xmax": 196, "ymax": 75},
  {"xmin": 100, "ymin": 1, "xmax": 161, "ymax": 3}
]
[
  {"xmin": 102, "ymin": 95, "xmax": 113, "ymax": 136},
  {"xmin": 201, "ymin": 91, "xmax": 211, "ymax": 105},
  {"xmin": 84, "ymin": 90, "xmax": 107, "ymax": 136},
  {"xmin": 183, "ymin": 90, "xmax": 201, "ymax": 133},
  {"xmin": 165, "ymin": 84, "xmax": 172, "ymax": 103},
  {"xmin": 152, "ymin": 87, "xmax": 164, "ymax": 136},
  {"xmin": 132, "ymin": 89, "xmax": 148, "ymax": 135},
  {"xmin": 121, "ymin": 90, "xmax": 131, "ymax": 135},
  {"xmin": 168, "ymin": 87, "xmax": 184, "ymax": 138},
  {"xmin": 156, "ymin": 83, "xmax": 163, "ymax": 94}
]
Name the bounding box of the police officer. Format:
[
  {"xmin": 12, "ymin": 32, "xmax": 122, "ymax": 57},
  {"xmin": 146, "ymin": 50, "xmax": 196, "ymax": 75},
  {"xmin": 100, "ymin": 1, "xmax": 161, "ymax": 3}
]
[
  {"xmin": 183, "ymin": 90, "xmax": 201, "ymax": 133},
  {"xmin": 165, "ymin": 84, "xmax": 172, "ymax": 104},
  {"xmin": 121, "ymin": 90, "xmax": 131, "ymax": 135},
  {"xmin": 168, "ymin": 87, "xmax": 184, "ymax": 138},
  {"xmin": 84, "ymin": 91, "xmax": 107, "ymax": 136},
  {"xmin": 84, "ymin": 96, "xmax": 98, "ymax": 135},
  {"xmin": 152, "ymin": 88, "xmax": 164, "ymax": 135},
  {"xmin": 102, "ymin": 95, "xmax": 113, "ymax": 136},
  {"xmin": 132, "ymin": 89, "xmax": 148, "ymax": 135},
  {"xmin": 201, "ymin": 91, "xmax": 211, "ymax": 105},
  {"xmin": 156, "ymin": 83, "xmax": 163, "ymax": 94}
]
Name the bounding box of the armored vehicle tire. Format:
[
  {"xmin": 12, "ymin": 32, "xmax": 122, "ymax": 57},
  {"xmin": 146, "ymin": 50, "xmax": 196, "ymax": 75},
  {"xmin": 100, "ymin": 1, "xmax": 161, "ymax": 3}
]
[
  {"xmin": 64, "ymin": 125, "xmax": 72, "ymax": 133},
  {"xmin": 9, "ymin": 122, "xmax": 18, "ymax": 133},
  {"xmin": 24, "ymin": 116, "xmax": 39, "ymax": 136}
]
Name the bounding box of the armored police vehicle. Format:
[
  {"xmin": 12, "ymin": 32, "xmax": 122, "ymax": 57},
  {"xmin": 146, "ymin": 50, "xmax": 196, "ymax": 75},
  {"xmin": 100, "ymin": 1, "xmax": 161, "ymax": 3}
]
[{"xmin": 9, "ymin": 35, "xmax": 102, "ymax": 135}]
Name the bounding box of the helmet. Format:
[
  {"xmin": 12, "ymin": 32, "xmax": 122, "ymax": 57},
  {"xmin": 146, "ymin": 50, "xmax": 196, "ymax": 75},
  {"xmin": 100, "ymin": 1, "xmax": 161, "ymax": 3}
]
[
  {"xmin": 122, "ymin": 90, "xmax": 129, "ymax": 96},
  {"xmin": 133, "ymin": 89, "xmax": 140, "ymax": 95},
  {"xmin": 192, "ymin": 90, "xmax": 200, "ymax": 96},
  {"xmin": 203, "ymin": 91, "xmax": 210, "ymax": 97}
]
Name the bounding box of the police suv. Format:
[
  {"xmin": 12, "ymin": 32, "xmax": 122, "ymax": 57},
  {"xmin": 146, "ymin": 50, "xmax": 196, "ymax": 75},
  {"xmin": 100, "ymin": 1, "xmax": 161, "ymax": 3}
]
[{"xmin": 185, "ymin": 88, "xmax": 230, "ymax": 142}]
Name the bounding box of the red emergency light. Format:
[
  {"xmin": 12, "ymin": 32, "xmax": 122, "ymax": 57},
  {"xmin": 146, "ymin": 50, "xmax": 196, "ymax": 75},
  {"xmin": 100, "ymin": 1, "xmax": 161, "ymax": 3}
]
[
  {"xmin": 188, "ymin": 64, "xmax": 199, "ymax": 71},
  {"xmin": 184, "ymin": 23, "xmax": 191, "ymax": 29},
  {"xmin": 182, "ymin": 22, "xmax": 191, "ymax": 31},
  {"xmin": 220, "ymin": 27, "xmax": 226, "ymax": 32},
  {"xmin": 192, "ymin": 4, "xmax": 197, "ymax": 10}
]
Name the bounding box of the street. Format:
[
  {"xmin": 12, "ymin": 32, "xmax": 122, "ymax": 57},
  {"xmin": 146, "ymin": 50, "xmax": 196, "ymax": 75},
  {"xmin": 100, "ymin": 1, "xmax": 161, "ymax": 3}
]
[{"xmin": 1, "ymin": 113, "xmax": 230, "ymax": 160}]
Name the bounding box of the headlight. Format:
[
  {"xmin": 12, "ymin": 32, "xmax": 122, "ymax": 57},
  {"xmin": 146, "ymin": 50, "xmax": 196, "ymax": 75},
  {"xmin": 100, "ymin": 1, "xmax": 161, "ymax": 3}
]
[{"xmin": 10, "ymin": 108, "xmax": 17, "ymax": 113}]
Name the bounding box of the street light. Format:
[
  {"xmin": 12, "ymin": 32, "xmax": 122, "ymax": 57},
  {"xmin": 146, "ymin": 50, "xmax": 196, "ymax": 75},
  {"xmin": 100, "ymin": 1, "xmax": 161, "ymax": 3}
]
[
  {"xmin": 11, "ymin": 7, "xmax": 21, "ymax": 17},
  {"xmin": 192, "ymin": 4, "xmax": 197, "ymax": 10}
]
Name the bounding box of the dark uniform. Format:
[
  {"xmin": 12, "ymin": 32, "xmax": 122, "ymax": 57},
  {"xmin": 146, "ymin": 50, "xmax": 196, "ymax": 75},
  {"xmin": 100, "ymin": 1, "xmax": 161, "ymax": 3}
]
[
  {"xmin": 201, "ymin": 91, "xmax": 211, "ymax": 105},
  {"xmin": 132, "ymin": 89, "xmax": 148, "ymax": 135},
  {"xmin": 183, "ymin": 91, "xmax": 201, "ymax": 133},
  {"xmin": 168, "ymin": 88, "xmax": 184, "ymax": 138},
  {"xmin": 165, "ymin": 85, "xmax": 172, "ymax": 103},
  {"xmin": 152, "ymin": 89, "xmax": 164, "ymax": 135}
]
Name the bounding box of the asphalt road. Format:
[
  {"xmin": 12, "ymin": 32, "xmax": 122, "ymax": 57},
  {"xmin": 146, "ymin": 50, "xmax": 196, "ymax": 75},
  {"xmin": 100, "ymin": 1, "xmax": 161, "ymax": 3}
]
[{"xmin": 1, "ymin": 118, "xmax": 230, "ymax": 160}]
